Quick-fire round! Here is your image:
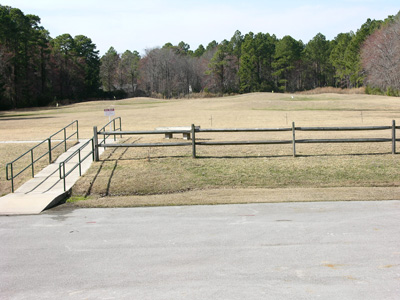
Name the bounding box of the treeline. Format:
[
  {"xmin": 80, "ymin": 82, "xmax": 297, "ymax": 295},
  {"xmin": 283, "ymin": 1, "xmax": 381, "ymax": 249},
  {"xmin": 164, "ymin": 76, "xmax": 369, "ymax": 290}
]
[
  {"xmin": 0, "ymin": 5, "xmax": 100, "ymax": 109},
  {"xmin": 118, "ymin": 15, "xmax": 397, "ymax": 98},
  {"xmin": 1, "ymin": 5, "xmax": 399, "ymax": 109}
]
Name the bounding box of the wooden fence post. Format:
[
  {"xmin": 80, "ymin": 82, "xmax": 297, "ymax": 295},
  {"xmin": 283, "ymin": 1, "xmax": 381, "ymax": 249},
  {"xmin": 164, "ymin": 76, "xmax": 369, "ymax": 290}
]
[
  {"xmin": 292, "ymin": 122, "xmax": 296, "ymax": 157},
  {"xmin": 392, "ymin": 120, "xmax": 396, "ymax": 154},
  {"xmin": 191, "ymin": 124, "xmax": 196, "ymax": 158},
  {"xmin": 93, "ymin": 126, "xmax": 99, "ymax": 162}
]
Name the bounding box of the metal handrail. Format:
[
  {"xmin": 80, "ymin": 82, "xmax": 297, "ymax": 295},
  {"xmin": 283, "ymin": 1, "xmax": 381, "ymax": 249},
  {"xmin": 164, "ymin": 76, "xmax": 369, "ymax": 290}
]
[
  {"xmin": 59, "ymin": 138, "xmax": 94, "ymax": 192},
  {"xmin": 58, "ymin": 117, "xmax": 122, "ymax": 191},
  {"xmin": 5, "ymin": 120, "xmax": 79, "ymax": 192},
  {"xmin": 98, "ymin": 117, "xmax": 122, "ymax": 145}
]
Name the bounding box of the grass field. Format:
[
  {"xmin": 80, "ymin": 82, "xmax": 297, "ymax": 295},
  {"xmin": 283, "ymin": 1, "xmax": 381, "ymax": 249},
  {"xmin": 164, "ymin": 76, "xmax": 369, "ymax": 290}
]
[{"xmin": 1, "ymin": 92, "xmax": 400, "ymax": 205}]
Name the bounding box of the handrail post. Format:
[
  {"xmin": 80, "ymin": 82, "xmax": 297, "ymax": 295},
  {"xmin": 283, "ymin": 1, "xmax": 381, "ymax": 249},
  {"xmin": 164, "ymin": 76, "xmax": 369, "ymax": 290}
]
[
  {"xmin": 191, "ymin": 124, "xmax": 196, "ymax": 158},
  {"xmin": 63, "ymin": 162, "xmax": 66, "ymax": 192},
  {"xmin": 292, "ymin": 122, "xmax": 296, "ymax": 157},
  {"xmin": 64, "ymin": 128, "xmax": 67, "ymax": 151},
  {"xmin": 392, "ymin": 120, "xmax": 396, "ymax": 154},
  {"xmin": 7, "ymin": 163, "xmax": 14, "ymax": 193},
  {"xmin": 48, "ymin": 138, "xmax": 52, "ymax": 163},
  {"xmin": 31, "ymin": 149, "xmax": 34, "ymax": 177},
  {"xmin": 93, "ymin": 126, "xmax": 99, "ymax": 162},
  {"xmin": 119, "ymin": 117, "xmax": 122, "ymax": 138},
  {"xmin": 78, "ymin": 148, "xmax": 82, "ymax": 176},
  {"xmin": 113, "ymin": 119, "xmax": 116, "ymax": 141},
  {"xmin": 76, "ymin": 120, "xmax": 79, "ymax": 141},
  {"xmin": 11, "ymin": 164, "xmax": 14, "ymax": 192}
]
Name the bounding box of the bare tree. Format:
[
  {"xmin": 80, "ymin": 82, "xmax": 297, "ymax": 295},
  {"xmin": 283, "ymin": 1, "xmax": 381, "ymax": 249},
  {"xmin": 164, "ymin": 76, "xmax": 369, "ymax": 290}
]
[
  {"xmin": 139, "ymin": 47, "xmax": 204, "ymax": 98},
  {"xmin": 362, "ymin": 17, "xmax": 400, "ymax": 93}
]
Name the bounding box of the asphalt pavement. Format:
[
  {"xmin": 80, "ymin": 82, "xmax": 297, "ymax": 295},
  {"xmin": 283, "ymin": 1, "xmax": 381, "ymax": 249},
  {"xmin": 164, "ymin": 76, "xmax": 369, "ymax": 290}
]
[{"xmin": 1, "ymin": 200, "xmax": 399, "ymax": 299}]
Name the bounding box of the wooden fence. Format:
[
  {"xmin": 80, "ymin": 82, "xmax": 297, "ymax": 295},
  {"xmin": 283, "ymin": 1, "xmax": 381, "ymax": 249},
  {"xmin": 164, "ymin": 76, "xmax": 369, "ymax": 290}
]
[{"xmin": 93, "ymin": 120, "xmax": 398, "ymax": 160}]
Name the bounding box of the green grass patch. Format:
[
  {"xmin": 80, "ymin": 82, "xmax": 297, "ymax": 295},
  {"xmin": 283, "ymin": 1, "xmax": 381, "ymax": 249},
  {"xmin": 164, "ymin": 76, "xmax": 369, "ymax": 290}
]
[
  {"xmin": 118, "ymin": 100, "xmax": 170, "ymax": 105},
  {"xmin": 66, "ymin": 196, "xmax": 91, "ymax": 203}
]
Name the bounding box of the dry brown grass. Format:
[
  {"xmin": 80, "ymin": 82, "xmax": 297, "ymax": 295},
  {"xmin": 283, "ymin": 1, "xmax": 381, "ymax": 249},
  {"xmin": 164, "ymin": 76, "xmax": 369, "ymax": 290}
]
[
  {"xmin": 2, "ymin": 92, "xmax": 400, "ymax": 204},
  {"xmin": 0, "ymin": 141, "xmax": 76, "ymax": 196},
  {"xmin": 297, "ymin": 87, "xmax": 366, "ymax": 95},
  {"xmin": 1, "ymin": 92, "xmax": 399, "ymax": 139}
]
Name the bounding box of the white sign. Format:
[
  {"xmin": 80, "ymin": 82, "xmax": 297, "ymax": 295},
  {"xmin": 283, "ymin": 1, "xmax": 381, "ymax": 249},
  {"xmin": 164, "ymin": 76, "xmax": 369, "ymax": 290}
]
[{"xmin": 104, "ymin": 108, "xmax": 115, "ymax": 117}]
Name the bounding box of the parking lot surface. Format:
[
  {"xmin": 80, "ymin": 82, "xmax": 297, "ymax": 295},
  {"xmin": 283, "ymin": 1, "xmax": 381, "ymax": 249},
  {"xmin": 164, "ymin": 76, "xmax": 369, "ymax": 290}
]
[{"xmin": 1, "ymin": 200, "xmax": 399, "ymax": 299}]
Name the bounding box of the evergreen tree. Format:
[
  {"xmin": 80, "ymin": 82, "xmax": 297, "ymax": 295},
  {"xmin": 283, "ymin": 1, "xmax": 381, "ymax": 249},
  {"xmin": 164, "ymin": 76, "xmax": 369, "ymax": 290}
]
[
  {"xmin": 74, "ymin": 35, "xmax": 100, "ymax": 98},
  {"xmin": 207, "ymin": 41, "xmax": 229, "ymax": 93},
  {"xmin": 207, "ymin": 40, "xmax": 238, "ymax": 93},
  {"xmin": 51, "ymin": 34, "xmax": 80, "ymax": 99},
  {"xmin": 229, "ymin": 30, "xmax": 244, "ymax": 77},
  {"xmin": 237, "ymin": 32, "xmax": 276, "ymax": 93},
  {"xmin": 193, "ymin": 44, "xmax": 205, "ymax": 57},
  {"xmin": 206, "ymin": 40, "xmax": 218, "ymax": 51},
  {"xmin": 329, "ymin": 32, "xmax": 353, "ymax": 88},
  {"xmin": 239, "ymin": 32, "xmax": 258, "ymax": 92},
  {"xmin": 0, "ymin": 5, "xmax": 47, "ymax": 108},
  {"xmin": 272, "ymin": 35, "xmax": 303, "ymax": 92},
  {"xmin": 303, "ymin": 33, "xmax": 333, "ymax": 89}
]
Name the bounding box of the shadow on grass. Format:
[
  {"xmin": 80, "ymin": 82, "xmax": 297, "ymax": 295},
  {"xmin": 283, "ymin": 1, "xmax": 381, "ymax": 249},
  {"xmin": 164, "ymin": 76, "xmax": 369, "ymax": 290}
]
[
  {"xmin": 199, "ymin": 152, "xmax": 392, "ymax": 159},
  {"xmin": 84, "ymin": 146, "xmax": 118, "ymax": 197},
  {"xmin": 98, "ymin": 151, "xmax": 392, "ymax": 161},
  {"xmin": 198, "ymin": 154, "xmax": 292, "ymax": 159},
  {"xmin": 85, "ymin": 138, "xmax": 141, "ymax": 197},
  {"xmin": 0, "ymin": 116, "xmax": 56, "ymax": 121},
  {"xmin": 104, "ymin": 155, "xmax": 189, "ymax": 162},
  {"xmin": 296, "ymin": 152, "xmax": 391, "ymax": 158}
]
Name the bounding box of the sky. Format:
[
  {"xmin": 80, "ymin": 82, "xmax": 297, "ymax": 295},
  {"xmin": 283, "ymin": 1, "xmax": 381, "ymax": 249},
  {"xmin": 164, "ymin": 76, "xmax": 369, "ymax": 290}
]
[{"xmin": 3, "ymin": 0, "xmax": 399, "ymax": 56}]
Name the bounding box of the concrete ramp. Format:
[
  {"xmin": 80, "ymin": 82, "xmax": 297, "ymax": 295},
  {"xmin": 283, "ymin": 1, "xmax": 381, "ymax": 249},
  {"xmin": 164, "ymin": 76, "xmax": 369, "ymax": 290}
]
[
  {"xmin": 0, "ymin": 192, "xmax": 68, "ymax": 215},
  {"xmin": 0, "ymin": 139, "xmax": 106, "ymax": 215}
]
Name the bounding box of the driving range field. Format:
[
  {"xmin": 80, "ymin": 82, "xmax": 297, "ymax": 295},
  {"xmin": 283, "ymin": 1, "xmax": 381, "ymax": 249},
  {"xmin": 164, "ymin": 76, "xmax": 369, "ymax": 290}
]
[{"xmin": 1, "ymin": 92, "xmax": 400, "ymax": 205}]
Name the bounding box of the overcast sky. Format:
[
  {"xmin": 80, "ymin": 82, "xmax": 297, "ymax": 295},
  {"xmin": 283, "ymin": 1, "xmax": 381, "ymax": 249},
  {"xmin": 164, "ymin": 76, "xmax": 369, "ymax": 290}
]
[{"xmin": 3, "ymin": 0, "xmax": 399, "ymax": 55}]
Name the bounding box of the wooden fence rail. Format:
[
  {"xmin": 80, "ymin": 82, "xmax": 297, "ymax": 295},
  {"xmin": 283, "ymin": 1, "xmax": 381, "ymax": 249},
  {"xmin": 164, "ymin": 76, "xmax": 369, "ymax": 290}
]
[{"xmin": 93, "ymin": 120, "xmax": 399, "ymax": 160}]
